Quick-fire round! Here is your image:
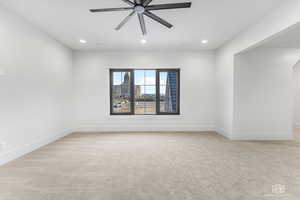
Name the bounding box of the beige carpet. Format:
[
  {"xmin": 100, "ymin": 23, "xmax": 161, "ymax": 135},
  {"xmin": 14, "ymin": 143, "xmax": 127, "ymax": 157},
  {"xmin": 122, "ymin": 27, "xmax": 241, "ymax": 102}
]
[{"xmin": 1, "ymin": 131, "xmax": 300, "ymax": 200}]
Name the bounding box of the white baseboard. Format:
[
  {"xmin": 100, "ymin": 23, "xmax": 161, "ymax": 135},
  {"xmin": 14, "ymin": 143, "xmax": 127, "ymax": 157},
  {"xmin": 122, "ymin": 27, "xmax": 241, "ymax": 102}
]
[
  {"xmin": 214, "ymin": 127, "xmax": 295, "ymax": 140},
  {"xmin": 0, "ymin": 128, "xmax": 75, "ymax": 166},
  {"xmin": 3, "ymin": 124, "xmax": 293, "ymax": 166},
  {"xmin": 230, "ymin": 129, "xmax": 294, "ymax": 140},
  {"xmin": 215, "ymin": 127, "xmax": 232, "ymax": 139},
  {"xmin": 71, "ymin": 122, "xmax": 216, "ymax": 133},
  {"xmin": 0, "ymin": 123, "xmax": 216, "ymax": 166}
]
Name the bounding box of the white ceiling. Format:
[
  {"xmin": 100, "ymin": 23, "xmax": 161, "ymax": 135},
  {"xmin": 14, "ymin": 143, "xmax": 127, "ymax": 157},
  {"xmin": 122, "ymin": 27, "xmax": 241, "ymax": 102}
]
[
  {"xmin": 262, "ymin": 23, "xmax": 300, "ymax": 48},
  {"xmin": 0, "ymin": 0, "xmax": 284, "ymax": 50}
]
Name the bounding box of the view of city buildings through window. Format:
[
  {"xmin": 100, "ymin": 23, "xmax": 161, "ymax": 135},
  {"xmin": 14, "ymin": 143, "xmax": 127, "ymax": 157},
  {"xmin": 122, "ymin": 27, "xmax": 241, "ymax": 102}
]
[
  {"xmin": 111, "ymin": 69, "xmax": 179, "ymax": 115},
  {"xmin": 160, "ymin": 71, "xmax": 178, "ymax": 113}
]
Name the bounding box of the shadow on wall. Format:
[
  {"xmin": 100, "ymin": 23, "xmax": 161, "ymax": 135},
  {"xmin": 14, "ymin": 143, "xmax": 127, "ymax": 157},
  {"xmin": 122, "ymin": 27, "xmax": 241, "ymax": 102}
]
[
  {"xmin": 293, "ymin": 60, "xmax": 300, "ymax": 130},
  {"xmin": 233, "ymin": 47, "xmax": 300, "ymax": 140},
  {"xmin": 230, "ymin": 21, "xmax": 300, "ymax": 140}
]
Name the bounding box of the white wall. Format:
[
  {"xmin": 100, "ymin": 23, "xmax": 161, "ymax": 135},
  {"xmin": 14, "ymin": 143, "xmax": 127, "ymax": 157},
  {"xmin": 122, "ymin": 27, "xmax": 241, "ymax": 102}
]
[
  {"xmin": 215, "ymin": 47, "xmax": 234, "ymax": 138},
  {"xmin": 0, "ymin": 5, "xmax": 73, "ymax": 165},
  {"xmin": 234, "ymin": 48, "xmax": 300, "ymax": 140},
  {"xmin": 293, "ymin": 62, "xmax": 300, "ymax": 128},
  {"xmin": 72, "ymin": 51, "xmax": 216, "ymax": 132},
  {"xmin": 215, "ymin": 0, "xmax": 300, "ymax": 139}
]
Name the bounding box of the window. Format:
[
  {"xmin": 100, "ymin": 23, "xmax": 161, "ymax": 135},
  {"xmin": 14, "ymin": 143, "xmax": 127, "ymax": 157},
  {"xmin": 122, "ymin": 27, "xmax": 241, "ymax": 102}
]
[{"xmin": 110, "ymin": 69, "xmax": 180, "ymax": 115}]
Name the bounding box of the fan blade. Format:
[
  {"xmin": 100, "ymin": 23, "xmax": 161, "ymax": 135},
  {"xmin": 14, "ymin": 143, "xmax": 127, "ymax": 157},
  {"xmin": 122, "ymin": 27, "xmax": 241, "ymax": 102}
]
[
  {"xmin": 146, "ymin": 2, "xmax": 192, "ymax": 11},
  {"xmin": 138, "ymin": 13, "xmax": 147, "ymax": 35},
  {"xmin": 115, "ymin": 11, "xmax": 136, "ymax": 30},
  {"xmin": 143, "ymin": 0, "xmax": 153, "ymax": 6},
  {"xmin": 144, "ymin": 11, "xmax": 173, "ymax": 28},
  {"xmin": 90, "ymin": 7, "xmax": 133, "ymax": 12},
  {"xmin": 121, "ymin": 0, "xmax": 135, "ymax": 6}
]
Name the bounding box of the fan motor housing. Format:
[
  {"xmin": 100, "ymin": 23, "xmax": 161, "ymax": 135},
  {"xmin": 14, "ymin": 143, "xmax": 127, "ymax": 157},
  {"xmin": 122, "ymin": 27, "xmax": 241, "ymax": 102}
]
[{"xmin": 134, "ymin": 5, "xmax": 145, "ymax": 14}]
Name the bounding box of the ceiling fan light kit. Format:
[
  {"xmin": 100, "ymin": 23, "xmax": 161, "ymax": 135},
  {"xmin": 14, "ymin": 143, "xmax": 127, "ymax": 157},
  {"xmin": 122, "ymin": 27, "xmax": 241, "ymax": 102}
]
[{"xmin": 90, "ymin": 0, "xmax": 192, "ymax": 35}]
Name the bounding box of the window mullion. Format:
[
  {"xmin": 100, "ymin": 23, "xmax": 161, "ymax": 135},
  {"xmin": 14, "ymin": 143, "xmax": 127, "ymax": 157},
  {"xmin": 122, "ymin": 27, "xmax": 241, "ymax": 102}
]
[
  {"xmin": 156, "ymin": 70, "xmax": 160, "ymax": 115},
  {"xmin": 130, "ymin": 69, "xmax": 135, "ymax": 115}
]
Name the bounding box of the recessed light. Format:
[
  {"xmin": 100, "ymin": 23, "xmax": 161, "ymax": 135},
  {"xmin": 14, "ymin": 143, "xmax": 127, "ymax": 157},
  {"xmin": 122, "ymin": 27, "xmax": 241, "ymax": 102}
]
[
  {"xmin": 79, "ymin": 39, "xmax": 87, "ymax": 44},
  {"xmin": 141, "ymin": 39, "xmax": 147, "ymax": 44},
  {"xmin": 201, "ymin": 40, "xmax": 208, "ymax": 44}
]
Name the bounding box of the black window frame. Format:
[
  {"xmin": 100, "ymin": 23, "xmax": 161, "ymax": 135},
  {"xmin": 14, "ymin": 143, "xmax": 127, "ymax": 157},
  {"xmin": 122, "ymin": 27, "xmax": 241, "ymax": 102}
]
[{"xmin": 110, "ymin": 68, "xmax": 180, "ymax": 115}]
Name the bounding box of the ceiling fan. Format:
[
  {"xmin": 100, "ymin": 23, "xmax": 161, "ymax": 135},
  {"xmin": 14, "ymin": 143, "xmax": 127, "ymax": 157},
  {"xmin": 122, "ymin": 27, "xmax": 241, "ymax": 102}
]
[{"xmin": 90, "ymin": 0, "xmax": 192, "ymax": 35}]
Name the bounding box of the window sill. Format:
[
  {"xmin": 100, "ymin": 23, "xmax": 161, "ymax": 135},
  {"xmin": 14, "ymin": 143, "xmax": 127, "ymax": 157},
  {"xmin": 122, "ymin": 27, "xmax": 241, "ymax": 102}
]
[{"xmin": 107, "ymin": 114, "xmax": 184, "ymax": 120}]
